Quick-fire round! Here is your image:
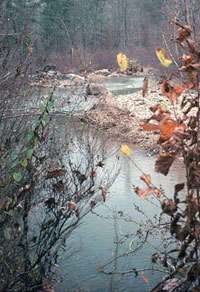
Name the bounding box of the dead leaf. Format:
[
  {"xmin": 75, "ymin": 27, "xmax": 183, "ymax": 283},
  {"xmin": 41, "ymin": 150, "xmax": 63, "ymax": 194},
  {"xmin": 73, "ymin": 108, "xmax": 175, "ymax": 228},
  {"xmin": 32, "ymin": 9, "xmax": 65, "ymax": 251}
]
[
  {"xmin": 53, "ymin": 181, "xmax": 64, "ymax": 194},
  {"xmin": 141, "ymin": 272, "xmax": 149, "ymax": 283},
  {"xmin": 99, "ymin": 185, "xmax": 107, "ymax": 202},
  {"xmin": 117, "ymin": 53, "xmax": 128, "ymax": 71},
  {"xmin": 162, "ymin": 199, "xmax": 177, "ymax": 216},
  {"xmin": 159, "ymin": 118, "xmax": 178, "ymax": 140},
  {"xmin": 153, "ymin": 187, "xmax": 163, "ymax": 198},
  {"xmin": 67, "ymin": 201, "xmax": 77, "ymax": 212},
  {"xmin": 182, "ymin": 54, "xmax": 194, "ymax": 66},
  {"xmin": 161, "ymin": 82, "xmax": 183, "ymax": 102},
  {"xmin": 46, "ymin": 169, "xmax": 67, "ymax": 179},
  {"xmin": 134, "ymin": 186, "xmax": 153, "ymax": 199},
  {"xmin": 155, "ymin": 153, "xmax": 176, "ymax": 175},
  {"xmin": 96, "ymin": 161, "xmax": 104, "ymax": 167},
  {"xmin": 90, "ymin": 201, "xmax": 96, "ymax": 208},
  {"xmin": 140, "ymin": 174, "xmax": 151, "ymax": 186},
  {"xmin": 156, "ymin": 48, "xmax": 172, "ymax": 67},
  {"xmin": 140, "ymin": 123, "xmax": 159, "ymax": 131},
  {"xmin": 186, "ymin": 39, "xmax": 199, "ymax": 56}
]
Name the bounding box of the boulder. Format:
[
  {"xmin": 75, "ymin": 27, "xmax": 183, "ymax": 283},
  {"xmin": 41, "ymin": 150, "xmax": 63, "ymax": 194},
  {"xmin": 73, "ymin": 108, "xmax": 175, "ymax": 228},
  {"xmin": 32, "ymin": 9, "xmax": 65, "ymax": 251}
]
[
  {"xmin": 93, "ymin": 69, "xmax": 110, "ymax": 76},
  {"xmin": 86, "ymin": 83, "xmax": 108, "ymax": 96}
]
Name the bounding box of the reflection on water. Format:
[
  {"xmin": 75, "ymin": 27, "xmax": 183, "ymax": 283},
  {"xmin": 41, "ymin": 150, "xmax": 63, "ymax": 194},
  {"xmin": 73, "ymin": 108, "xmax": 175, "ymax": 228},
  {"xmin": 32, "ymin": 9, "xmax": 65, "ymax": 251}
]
[
  {"xmin": 97, "ymin": 75, "xmax": 154, "ymax": 95},
  {"xmin": 55, "ymin": 141, "xmax": 186, "ymax": 292}
]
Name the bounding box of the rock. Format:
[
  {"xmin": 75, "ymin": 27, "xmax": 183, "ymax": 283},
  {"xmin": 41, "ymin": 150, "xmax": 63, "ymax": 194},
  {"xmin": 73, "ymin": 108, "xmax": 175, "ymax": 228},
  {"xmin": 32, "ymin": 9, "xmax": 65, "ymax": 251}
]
[
  {"xmin": 46, "ymin": 70, "xmax": 57, "ymax": 78},
  {"xmin": 65, "ymin": 74, "xmax": 85, "ymax": 83},
  {"xmin": 93, "ymin": 69, "xmax": 110, "ymax": 76},
  {"xmin": 42, "ymin": 64, "xmax": 56, "ymax": 73},
  {"xmin": 86, "ymin": 83, "xmax": 108, "ymax": 96}
]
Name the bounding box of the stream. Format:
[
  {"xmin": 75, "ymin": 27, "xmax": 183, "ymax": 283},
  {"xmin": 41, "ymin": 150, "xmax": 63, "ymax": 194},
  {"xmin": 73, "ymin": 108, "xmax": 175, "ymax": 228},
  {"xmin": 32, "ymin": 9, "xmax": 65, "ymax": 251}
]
[
  {"xmin": 53, "ymin": 141, "xmax": 185, "ymax": 292},
  {"xmin": 50, "ymin": 122, "xmax": 185, "ymax": 292},
  {"xmin": 30, "ymin": 75, "xmax": 185, "ymax": 292}
]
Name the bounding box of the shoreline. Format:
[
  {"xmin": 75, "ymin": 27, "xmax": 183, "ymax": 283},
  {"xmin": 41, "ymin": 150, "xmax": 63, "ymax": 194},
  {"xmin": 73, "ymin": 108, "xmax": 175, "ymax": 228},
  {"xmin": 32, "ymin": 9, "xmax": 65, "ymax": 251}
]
[{"xmin": 84, "ymin": 83, "xmax": 173, "ymax": 154}]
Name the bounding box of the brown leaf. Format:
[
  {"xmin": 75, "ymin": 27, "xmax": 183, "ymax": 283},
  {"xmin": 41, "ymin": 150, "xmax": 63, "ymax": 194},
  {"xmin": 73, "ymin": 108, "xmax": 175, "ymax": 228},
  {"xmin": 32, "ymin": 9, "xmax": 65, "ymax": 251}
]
[
  {"xmin": 99, "ymin": 185, "xmax": 107, "ymax": 202},
  {"xmin": 162, "ymin": 199, "xmax": 177, "ymax": 216},
  {"xmin": 178, "ymin": 268, "xmax": 187, "ymax": 278},
  {"xmin": 188, "ymin": 116, "xmax": 197, "ymax": 129},
  {"xmin": 161, "ymin": 82, "xmax": 183, "ymax": 102},
  {"xmin": 177, "ymin": 26, "xmax": 192, "ymax": 42},
  {"xmin": 172, "ymin": 126, "xmax": 188, "ymax": 144},
  {"xmin": 184, "ymin": 194, "xmax": 198, "ymax": 220},
  {"xmin": 153, "ymin": 187, "xmax": 163, "ymax": 198},
  {"xmin": 96, "ymin": 161, "xmax": 104, "ymax": 167},
  {"xmin": 134, "ymin": 187, "xmax": 153, "ymax": 199},
  {"xmin": 187, "ymin": 263, "xmax": 199, "ymax": 282},
  {"xmin": 67, "ymin": 201, "xmax": 77, "ymax": 212},
  {"xmin": 174, "ymin": 183, "xmax": 184, "ymax": 203},
  {"xmin": 186, "ymin": 39, "xmax": 199, "ymax": 56},
  {"xmin": 189, "ymin": 64, "xmax": 200, "ymax": 71},
  {"xmin": 155, "ymin": 153, "xmax": 176, "ymax": 175},
  {"xmin": 182, "ymin": 81, "xmax": 198, "ymax": 92},
  {"xmin": 53, "ymin": 181, "xmax": 64, "ymax": 194},
  {"xmin": 182, "ymin": 54, "xmax": 194, "ymax": 65},
  {"xmin": 46, "ymin": 169, "xmax": 67, "ymax": 179},
  {"xmin": 188, "ymin": 71, "xmax": 198, "ymax": 83},
  {"xmin": 90, "ymin": 201, "xmax": 96, "ymax": 208},
  {"xmin": 142, "ymin": 75, "xmax": 148, "ymax": 97}
]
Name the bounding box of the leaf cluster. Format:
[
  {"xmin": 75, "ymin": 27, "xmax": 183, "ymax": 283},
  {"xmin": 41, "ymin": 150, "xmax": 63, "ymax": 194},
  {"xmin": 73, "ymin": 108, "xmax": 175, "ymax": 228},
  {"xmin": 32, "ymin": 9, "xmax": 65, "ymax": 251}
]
[{"xmin": 141, "ymin": 20, "xmax": 200, "ymax": 284}]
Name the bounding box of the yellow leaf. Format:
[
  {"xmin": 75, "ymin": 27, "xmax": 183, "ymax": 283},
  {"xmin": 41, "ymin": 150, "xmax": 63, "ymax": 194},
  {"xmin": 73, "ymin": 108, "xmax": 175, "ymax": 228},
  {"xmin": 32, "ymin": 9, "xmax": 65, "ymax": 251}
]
[
  {"xmin": 43, "ymin": 94, "xmax": 49, "ymax": 98},
  {"xmin": 117, "ymin": 53, "xmax": 128, "ymax": 71},
  {"xmin": 140, "ymin": 174, "xmax": 151, "ymax": 186},
  {"xmin": 121, "ymin": 144, "xmax": 132, "ymax": 157},
  {"xmin": 156, "ymin": 48, "xmax": 172, "ymax": 67}
]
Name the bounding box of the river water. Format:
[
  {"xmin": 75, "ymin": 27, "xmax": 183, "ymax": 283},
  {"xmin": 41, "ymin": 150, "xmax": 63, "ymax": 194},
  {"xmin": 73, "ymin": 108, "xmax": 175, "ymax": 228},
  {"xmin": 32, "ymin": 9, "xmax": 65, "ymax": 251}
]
[
  {"xmin": 29, "ymin": 76, "xmax": 185, "ymax": 292},
  {"xmin": 53, "ymin": 128, "xmax": 185, "ymax": 292}
]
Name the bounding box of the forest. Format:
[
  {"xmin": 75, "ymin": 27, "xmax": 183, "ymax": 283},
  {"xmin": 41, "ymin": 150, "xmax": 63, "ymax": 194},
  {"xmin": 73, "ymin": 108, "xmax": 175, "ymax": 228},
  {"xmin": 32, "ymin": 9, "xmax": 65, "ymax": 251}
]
[{"xmin": 1, "ymin": 0, "xmax": 200, "ymax": 291}]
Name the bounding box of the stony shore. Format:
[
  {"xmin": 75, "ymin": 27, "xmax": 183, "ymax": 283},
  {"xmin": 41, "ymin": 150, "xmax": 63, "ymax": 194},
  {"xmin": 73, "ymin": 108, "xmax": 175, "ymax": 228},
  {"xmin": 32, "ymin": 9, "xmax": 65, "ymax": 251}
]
[
  {"xmin": 30, "ymin": 67, "xmax": 177, "ymax": 154},
  {"xmin": 84, "ymin": 82, "xmax": 174, "ymax": 154}
]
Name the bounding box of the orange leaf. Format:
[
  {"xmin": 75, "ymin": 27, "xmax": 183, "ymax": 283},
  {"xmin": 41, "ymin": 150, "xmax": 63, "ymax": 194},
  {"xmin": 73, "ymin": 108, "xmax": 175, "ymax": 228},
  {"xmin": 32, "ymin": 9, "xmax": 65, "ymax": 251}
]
[
  {"xmin": 153, "ymin": 187, "xmax": 163, "ymax": 198},
  {"xmin": 141, "ymin": 272, "xmax": 149, "ymax": 283},
  {"xmin": 174, "ymin": 84, "xmax": 183, "ymax": 96},
  {"xmin": 140, "ymin": 123, "xmax": 159, "ymax": 131},
  {"xmin": 161, "ymin": 82, "xmax": 182, "ymax": 102},
  {"xmin": 182, "ymin": 54, "xmax": 194, "ymax": 66},
  {"xmin": 134, "ymin": 187, "xmax": 153, "ymax": 199},
  {"xmin": 159, "ymin": 118, "xmax": 178, "ymax": 139},
  {"xmin": 67, "ymin": 201, "xmax": 77, "ymax": 212},
  {"xmin": 140, "ymin": 174, "xmax": 151, "ymax": 186}
]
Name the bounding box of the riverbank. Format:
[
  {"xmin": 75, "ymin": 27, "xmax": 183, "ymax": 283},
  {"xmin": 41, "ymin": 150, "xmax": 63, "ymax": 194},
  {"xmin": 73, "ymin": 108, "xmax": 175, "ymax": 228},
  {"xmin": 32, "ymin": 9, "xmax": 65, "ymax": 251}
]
[
  {"xmin": 30, "ymin": 67, "xmax": 172, "ymax": 154},
  {"xmin": 83, "ymin": 82, "xmax": 173, "ymax": 154}
]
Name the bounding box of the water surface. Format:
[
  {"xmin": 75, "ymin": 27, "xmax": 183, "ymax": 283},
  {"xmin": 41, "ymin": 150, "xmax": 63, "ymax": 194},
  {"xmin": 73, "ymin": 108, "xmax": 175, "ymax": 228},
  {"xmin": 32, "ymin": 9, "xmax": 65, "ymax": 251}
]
[{"xmin": 54, "ymin": 143, "xmax": 185, "ymax": 292}]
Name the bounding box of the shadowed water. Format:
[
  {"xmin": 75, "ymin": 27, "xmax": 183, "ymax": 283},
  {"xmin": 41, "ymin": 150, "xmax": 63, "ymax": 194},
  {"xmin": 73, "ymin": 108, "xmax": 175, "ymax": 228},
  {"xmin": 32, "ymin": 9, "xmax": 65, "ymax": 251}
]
[{"xmin": 54, "ymin": 136, "xmax": 185, "ymax": 292}]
